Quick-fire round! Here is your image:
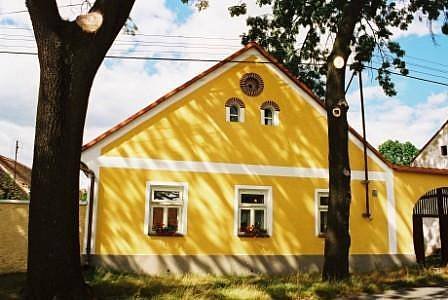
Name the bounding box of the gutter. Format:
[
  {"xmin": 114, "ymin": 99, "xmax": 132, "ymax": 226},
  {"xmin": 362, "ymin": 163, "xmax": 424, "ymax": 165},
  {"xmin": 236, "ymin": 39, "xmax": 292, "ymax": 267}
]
[{"xmin": 80, "ymin": 161, "xmax": 95, "ymax": 267}]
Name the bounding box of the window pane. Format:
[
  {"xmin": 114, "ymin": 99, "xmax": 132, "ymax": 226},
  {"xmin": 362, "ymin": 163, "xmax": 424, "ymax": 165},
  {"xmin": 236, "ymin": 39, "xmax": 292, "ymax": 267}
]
[
  {"xmin": 154, "ymin": 190, "xmax": 180, "ymax": 201},
  {"xmin": 229, "ymin": 106, "xmax": 239, "ymax": 122},
  {"xmin": 320, "ymin": 211, "xmax": 328, "ymax": 234},
  {"xmin": 254, "ymin": 210, "xmax": 265, "ymax": 229},
  {"xmin": 441, "ymin": 145, "xmax": 448, "ymax": 156},
  {"xmin": 320, "ymin": 195, "xmax": 329, "ymax": 206},
  {"xmin": 152, "ymin": 207, "xmax": 164, "ymax": 228},
  {"xmin": 264, "ymin": 108, "xmax": 273, "ymax": 118},
  {"xmin": 230, "ymin": 105, "xmax": 239, "ymax": 115},
  {"xmin": 167, "ymin": 207, "xmax": 178, "ymax": 230},
  {"xmin": 241, "ymin": 194, "xmax": 264, "ymax": 204},
  {"xmin": 240, "ymin": 209, "xmax": 250, "ymax": 230}
]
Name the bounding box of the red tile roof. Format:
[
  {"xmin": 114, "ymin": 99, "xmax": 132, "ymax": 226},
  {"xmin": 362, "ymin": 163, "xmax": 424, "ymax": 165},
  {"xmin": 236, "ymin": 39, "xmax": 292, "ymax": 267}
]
[
  {"xmin": 82, "ymin": 42, "xmax": 448, "ymax": 176},
  {"xmin": 0, "ymin": 155, "xmax": 31, "ymax": 199}
]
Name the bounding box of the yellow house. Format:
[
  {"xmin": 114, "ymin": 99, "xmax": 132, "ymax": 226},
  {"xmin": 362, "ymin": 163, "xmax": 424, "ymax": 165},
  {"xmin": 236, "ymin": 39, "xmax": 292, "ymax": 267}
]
[{"xmin": 80, "ymin": 43, "xmax": 448, "ymax": 274}]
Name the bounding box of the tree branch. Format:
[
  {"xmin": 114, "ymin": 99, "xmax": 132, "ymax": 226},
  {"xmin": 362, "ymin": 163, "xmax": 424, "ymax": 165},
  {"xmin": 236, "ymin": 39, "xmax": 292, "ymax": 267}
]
[
  {"xmin": 70, "ymin": 0, "xmax": 136, "ymax": 70},
  {"xmin": 26, "ymin": 0, "xmax": 64, "ymax": 37}
]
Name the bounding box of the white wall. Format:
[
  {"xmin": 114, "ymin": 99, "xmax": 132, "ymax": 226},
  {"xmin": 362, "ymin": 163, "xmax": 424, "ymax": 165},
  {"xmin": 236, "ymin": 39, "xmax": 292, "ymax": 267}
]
[{"xmin": 413, "ymin": 124, "xmax": 448, "ymax": 169}]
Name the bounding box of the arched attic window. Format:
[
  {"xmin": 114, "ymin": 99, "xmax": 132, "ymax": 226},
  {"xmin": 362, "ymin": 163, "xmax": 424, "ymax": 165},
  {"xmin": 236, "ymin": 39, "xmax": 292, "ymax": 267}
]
[
  {"xmin": 225, "ymin": 97, "xmax": 245, "ymax": 123},
  {"xmin": 260, "ymin": 100, "xmax": 280, "ymax": 126}
]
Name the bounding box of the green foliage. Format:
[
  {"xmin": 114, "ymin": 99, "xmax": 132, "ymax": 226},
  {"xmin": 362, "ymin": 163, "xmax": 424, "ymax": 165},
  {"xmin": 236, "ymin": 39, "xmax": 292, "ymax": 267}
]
[
  {"xmin": 229, "ymin": 0, "xmax": 448, "ymax": 97},
  {"xmin": 79, "ymin": 189, "xmax": 88, "ymax": 203},
  {"xmin": 378, "ymin": 140, "xmax": 419, "ymax": 166}
]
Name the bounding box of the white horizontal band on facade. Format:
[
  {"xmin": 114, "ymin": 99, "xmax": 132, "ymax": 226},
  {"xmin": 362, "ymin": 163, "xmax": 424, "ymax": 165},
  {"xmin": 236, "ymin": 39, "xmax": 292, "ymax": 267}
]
[{"xmin": 97, "ymin": 156, "xmax": 387, "ymax": 181}]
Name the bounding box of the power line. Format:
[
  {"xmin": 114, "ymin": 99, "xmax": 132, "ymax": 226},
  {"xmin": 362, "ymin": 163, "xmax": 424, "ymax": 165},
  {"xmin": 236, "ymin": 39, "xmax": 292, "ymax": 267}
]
[
  {"xmin": 0, "ymin": 3, "xmax": 82, "ymax": 16},
  {"xmin": 402, "ymin": 68, "xmax": 448, "ymax": 81},
  {"xmin": 406, "ymin": 54, "xmax": 448, "ymax": 69},
  {"xmin": 4, "ymin": 29, "xmax": 448, "ymax": 74},
  {"xmin": 0, "ymin": 49, "xmax": 447, "ymax": 87},
  {"xmin": 0, "ymin": 24, "xmax": 242, "ymax": 41},
  {"xmin": 0, "ymin": 49, "xmax": 324, "ymax": 66},
  {"xmin": 365, "ymin": 65, "xmax": 448, "ymax": 87},
  {"xmin": 130, "ymin": 32, "xmax": 241, "ymax": 41},
  {"xmin": 373, "ymin": 54, "xmax": 448, "ymax": 75},
  {"xmin": 0, "ymin": 32, "xmax": 242, "ymax": 46},
  {"xmin": 371, "ymin": 58, "xmax": 448, "ymax": 81},
  {"xmin": 405, "ymin": 61, "xmax": 448, "ymax": 75},
  {"xmin": 0, "ymin": 49, "xmax": 279, "ymax": 64}
]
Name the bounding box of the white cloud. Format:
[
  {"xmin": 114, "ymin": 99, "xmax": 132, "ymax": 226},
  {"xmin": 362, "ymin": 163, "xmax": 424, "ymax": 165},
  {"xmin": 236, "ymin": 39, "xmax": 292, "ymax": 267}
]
[
  {"xmin": 348, "ymin": 87, "xmax": 448, "ymax": 149},
  {"xmin": 391, "ymin": 19, "xmax": 438, "ymax": 39},
  {"xmin": 0, "ymin": 120, "xmax": 35, "ymax": 167}
]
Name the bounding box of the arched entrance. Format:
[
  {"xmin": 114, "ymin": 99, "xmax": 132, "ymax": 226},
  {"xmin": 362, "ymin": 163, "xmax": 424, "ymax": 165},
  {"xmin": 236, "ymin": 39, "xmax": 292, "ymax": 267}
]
[{"xmin": 413, "ymin": 187, "xmax": 448, "ymax": 265}]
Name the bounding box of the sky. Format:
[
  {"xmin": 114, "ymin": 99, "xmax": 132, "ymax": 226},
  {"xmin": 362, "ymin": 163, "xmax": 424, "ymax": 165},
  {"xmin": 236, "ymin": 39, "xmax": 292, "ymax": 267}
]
[{"xmin": 0, "ymin": 0, "xmax": 447, "ymax": 168}]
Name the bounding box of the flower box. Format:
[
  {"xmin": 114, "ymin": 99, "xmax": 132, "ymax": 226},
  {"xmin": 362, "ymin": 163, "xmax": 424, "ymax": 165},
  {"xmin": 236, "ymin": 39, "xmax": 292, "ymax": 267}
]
[
  {"xmin": 151, "ymin": 224, "xmax": 180, "ymax": 236},
  {"xmin": 238, "ymin": 226, "xmax": 269, "ymax": 238}
]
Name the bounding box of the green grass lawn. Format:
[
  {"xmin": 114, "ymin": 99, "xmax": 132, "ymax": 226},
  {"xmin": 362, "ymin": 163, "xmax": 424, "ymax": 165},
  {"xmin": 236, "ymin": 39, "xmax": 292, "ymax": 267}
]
[{"xmin": 1, "ymin": 266, "xmax": 447, "ymax": 299}]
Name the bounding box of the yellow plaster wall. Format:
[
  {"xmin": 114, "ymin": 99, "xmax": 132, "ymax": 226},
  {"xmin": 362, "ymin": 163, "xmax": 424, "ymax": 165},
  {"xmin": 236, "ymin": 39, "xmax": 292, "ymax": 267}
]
[
  {"xmin": 101, "ymin": 55, "xmax": 384, "ymax": 173},
  {"xmin": 0, "ymin": 203, "xmax": 87, "ymax": 273},
  {"xmin": 91, "ymin": 53, "xmax": 396, "ymax": 257},
  {"xmin": 95, "ymin": 167, "xmax": 389, "ymax": 256},
  {"xmin": 393, "ymin": 171, "xmax": 448, "ymax": 254}
]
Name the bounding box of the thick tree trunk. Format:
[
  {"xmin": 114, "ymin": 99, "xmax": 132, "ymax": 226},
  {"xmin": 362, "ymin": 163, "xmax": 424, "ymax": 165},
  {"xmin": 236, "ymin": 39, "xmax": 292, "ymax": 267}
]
[
  {"xmin": 322, "ymin": 0, "xmax": 364, "ymax": 281},
  {"xmin": 25, "ymin": 1, "xmax": 135, "ymax": 298},
  {"xmin": 26, "ymin": 40, "xmax": 95, "ymax": 298}
]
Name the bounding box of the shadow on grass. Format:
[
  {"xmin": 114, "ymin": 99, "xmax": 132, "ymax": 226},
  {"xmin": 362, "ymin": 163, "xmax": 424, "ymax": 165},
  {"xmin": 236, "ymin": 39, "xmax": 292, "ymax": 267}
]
[
  {"xmin": 1, "ymin": 266, "xmax": 447, "ymax": 299},
  {"xmin": 0, "ymin": 273, "xmax": 25, "ymax": 300}
]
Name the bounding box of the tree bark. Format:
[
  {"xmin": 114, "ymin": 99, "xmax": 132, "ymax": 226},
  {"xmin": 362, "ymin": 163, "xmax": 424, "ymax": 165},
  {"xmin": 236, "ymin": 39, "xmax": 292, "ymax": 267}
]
[
  {"xmin": 323, "ymin": 0, "xmax": 364, "ymax": 281},
  {"xmin": 25, "ymin": 1, "xmax": 135, "ymax": 298}
]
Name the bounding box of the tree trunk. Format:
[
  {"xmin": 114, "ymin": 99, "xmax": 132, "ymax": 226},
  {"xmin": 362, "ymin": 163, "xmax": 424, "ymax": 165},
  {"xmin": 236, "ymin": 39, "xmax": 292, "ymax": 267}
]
[
  {"xmin": 323, "ymin": 0, "xmax": 364, "ymax": 281},
  {"xmin": 25, "ymin": 1, "xmax": 135, "ymax": 298},
  {"xmin": 26, "ymin": 38, "xmax": 95, "ymax": 299}
]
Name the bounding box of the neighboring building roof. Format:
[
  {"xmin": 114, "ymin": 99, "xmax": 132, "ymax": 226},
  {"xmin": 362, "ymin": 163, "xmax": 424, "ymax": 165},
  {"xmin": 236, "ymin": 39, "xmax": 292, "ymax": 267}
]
[
  {"xmin": 0, "ymin": 155, "xmax": 31, "ymax": 200},
  {"xmin": 82, "ymin": 42, "xmax": 448, "ymax": 176}
]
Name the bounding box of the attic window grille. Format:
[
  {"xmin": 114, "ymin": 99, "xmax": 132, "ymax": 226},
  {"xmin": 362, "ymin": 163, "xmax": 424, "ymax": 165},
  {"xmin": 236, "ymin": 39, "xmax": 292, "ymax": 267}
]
[
  {"xmin": 240, "ymin": 73, "xmax": 264, "ymax": 96},
  {"xmin": 441, "ymin": 145, "xmax": 448, "ymax": 156}
]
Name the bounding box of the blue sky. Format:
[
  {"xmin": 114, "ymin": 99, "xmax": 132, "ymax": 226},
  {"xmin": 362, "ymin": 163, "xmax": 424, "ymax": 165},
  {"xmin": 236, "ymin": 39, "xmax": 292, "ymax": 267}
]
[
  {"xmin": 0, "ymin": 0, "xmax": 447, "ymax": 166},
  {"xmin": 366, "ymin": 34, "xmax": 448, "ymax": 106},
  {"xmin": 165, "ymin": 0, "xmax": 194, "ymax": 24}
]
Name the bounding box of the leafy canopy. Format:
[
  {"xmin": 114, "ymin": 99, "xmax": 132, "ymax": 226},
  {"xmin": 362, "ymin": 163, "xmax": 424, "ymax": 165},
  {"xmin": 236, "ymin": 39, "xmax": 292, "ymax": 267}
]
[
  {"xmin": 378, "ymin": 140, "xmax": 419, "ymax": 166},
  {"xmin": 229, "ymin": 0, "xmax": 448, "ymax": 97}
]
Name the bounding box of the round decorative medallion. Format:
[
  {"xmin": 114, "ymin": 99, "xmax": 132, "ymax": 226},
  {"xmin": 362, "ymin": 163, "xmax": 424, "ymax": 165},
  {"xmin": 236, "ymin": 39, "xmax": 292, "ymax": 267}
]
[{"xmin": 240, "ymin": 73, "xmax": 264, "ymax": 96}]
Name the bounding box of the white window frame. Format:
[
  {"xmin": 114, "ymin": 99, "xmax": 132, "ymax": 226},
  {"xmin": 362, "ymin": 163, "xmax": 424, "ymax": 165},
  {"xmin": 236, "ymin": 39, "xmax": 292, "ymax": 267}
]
[
  {"xmin": 144, "ymin": 181, "xmax": 188, "ymax": 235},
  {"xmin": 234, "ymin": 185, "xmax": 273, "ymax": 236},
  {"xmin": 315, "ymin": 189, "xmax": 329, "ymax": 237},
  {"xmin": 225, "ymin": 105, "xmax": 245, "ymax": 123},
  {"xmin": 260, "ymin": 107, "xmax": 279, "ymax": 126}
]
